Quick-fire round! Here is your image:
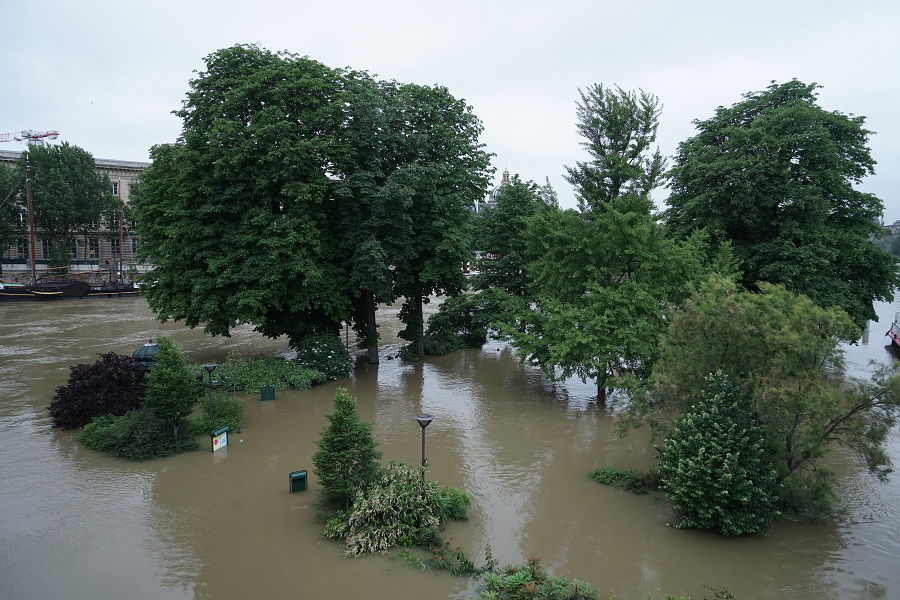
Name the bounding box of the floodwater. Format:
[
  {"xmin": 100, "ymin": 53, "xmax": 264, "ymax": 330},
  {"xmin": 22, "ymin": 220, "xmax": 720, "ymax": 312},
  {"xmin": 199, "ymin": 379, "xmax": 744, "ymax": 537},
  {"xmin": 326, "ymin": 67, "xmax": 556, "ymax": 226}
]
[{"xmin": 0, "ymin": 297, "xmax": 898, "ymax": 600}]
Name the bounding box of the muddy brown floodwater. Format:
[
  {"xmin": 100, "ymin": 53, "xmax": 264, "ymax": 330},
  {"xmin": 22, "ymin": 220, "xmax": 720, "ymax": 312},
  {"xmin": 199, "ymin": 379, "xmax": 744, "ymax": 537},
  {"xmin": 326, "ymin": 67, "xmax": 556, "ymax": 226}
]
[{"xmin": 1, "ymin": 297, "xmax": 898, "ymax": 599}]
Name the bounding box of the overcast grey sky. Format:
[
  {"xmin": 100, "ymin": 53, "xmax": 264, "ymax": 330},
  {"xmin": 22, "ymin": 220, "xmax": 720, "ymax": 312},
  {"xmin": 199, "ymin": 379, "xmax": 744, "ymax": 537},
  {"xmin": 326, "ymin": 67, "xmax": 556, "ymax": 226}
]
[{"xmin": 3, "ymin": 1, "xmax": 898, "ymax": 218}]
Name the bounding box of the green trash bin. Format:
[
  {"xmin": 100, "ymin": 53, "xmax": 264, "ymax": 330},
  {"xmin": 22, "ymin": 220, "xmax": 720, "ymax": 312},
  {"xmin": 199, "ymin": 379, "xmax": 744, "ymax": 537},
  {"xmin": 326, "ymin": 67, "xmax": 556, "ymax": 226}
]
[
  {"xmin": 260, "ymin": 386, "xmax": 276, "ymax": 401},
  {"xmin": 289, "ymin": 470, "xmax": 307, "ymax": 493}
]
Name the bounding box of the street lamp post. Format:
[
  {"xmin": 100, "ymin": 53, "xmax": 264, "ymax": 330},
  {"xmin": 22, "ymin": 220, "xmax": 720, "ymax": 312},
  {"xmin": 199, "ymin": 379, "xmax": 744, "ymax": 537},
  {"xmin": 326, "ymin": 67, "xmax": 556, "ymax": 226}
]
[
  {"xmin": 413, "ymin": 414, "xmax": 433, "ymax": 471},
  {"xmin": 201, "ymin": 363, "xmax": 217, "ymax": 396}
]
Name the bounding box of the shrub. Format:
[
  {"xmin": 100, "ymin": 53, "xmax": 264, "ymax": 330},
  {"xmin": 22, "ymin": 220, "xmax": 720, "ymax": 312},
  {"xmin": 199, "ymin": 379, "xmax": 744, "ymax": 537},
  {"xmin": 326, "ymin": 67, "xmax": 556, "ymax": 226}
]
[
  {"xmin": 312, "ymin": 388, "xmax": 382, "ymax": 511},
  {"xmin": 424, "ymin": 288, "xmax": 529, "ymax": 356},
  {"xmin": 657, "ymin": 371, "xmax": 780, "ymax": 536},
  {"xmin": 294, "ymin": 334, "xmax": 353, "ymax": 381},
  {"xmin": 323, "ymin": 461, "xmax": 447, "ymax": 556},
  {"xmin": 212, "ymin": 351, "xmax": 324, "ymax": 392},
  {"xmin": 478, "ymin": 558, "xmax": 598, "ymax": 600},
  {"xmin": 189, "ymin": 392, "xmax": 244, "ymax": 435},
  {"xmin": 437, "ymin": 486, "xmax": 471, "ymax": 520},
  {"xmin": 79, "ymin": 407, "xmax": 198, "ymax": 461},
  {"xmin": 48, "ymin": 353, "xmax": 145, "ymax": 429},
  {"xmin": 143, "ymin": 337, "xmax": 199, "ymax": 441},
  {"xmin": 590, "ymin": 467, "xmax": 659, "ymax": 494}
]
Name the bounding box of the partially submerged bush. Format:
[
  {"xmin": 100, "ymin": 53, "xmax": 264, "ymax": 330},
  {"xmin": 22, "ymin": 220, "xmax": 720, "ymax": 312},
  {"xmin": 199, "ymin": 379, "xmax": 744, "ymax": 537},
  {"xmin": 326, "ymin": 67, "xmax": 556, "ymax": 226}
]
[
  {"xmin": 214, "ymin": 350, "xmax": 324, "ymax": 392},
  {"xmin": 143, "ymin": 337, "xmax": 199, "ymax": 441},
  {"xmin": 79, "ymin": 407, "xmax": 198, "ymax": 461},
  {"xmin": 657, "ymin": 371, "xmax": 780, "ymax": 536},
  {"xmin": 294, "ymin": 334, "xmax": 353, "ymax": 381},
  {"xmin": 189, "ymin": 392, "xmax": 244, "ymax": 435},
  {"xmin": 324, "ymin": 462, "xmax": 447, "ymax": 556},
  {"xmin": 48, "ymin": 352, "xmax": 145, "ymax": 428},
  {"xmin": 313, "ymin": 388, "xmax": 382, "ymax": 511},
  {"xmin": 424, "ymin": 289, "xmax": 525, "ymax": 356},
  {"xmin": 478, "ymin": 558, "xmax": 598, "ymax": 600},
  {"xmin": 437, "ymin": 486, "xmax": 471, "ymax": 520},
  {"xmin": 590, "ymin": 467, "xmax": 659, "ymax": 494}
]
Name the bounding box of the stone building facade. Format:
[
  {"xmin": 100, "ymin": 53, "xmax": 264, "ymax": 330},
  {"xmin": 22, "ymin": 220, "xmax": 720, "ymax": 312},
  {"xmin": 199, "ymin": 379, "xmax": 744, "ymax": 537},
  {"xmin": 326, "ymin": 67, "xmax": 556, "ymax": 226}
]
[{"xmin": 0, "ymin": 149, "xmax": 150, "ymax": 281}]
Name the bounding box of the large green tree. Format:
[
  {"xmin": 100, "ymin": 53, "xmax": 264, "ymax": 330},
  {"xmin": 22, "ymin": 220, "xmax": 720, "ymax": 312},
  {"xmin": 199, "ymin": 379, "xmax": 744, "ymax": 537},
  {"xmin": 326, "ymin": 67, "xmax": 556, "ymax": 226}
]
[
  {"xmin": 472, "ymin": 174, "xmax": 546, "ymax": 297},
  {"xmin": 15, "ymin": 143, "xmax": 114, "ymax": 269},
  {"xmin": 666, "ymin": 80, "xmax": 898, "ymax": 327},
  {"xmin": 133, "ymin": 46, "xmax": 347, "ymax": 345},
  {"xmin": 645, "ymin": 275, "xmax": 900, "ymax": 518},
  {"xmin": 504, "ymin": 85, "xmax": 706, "ymax": 402},
  {"xmin": 388, "ymin": 83, "xmax": 493, "ymax": 358}
]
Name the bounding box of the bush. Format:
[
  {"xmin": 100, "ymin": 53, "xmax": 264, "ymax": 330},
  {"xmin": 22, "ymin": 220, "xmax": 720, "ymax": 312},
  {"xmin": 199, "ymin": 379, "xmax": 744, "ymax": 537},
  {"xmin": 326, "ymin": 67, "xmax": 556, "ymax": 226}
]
[
  {"xmin": 590, "ymin": 467, "xmax": 659, "ymax": 494},
  {"xmin": 294, "ymin": 334, "xmax": 353, "ymax": 381},
  {"xmin": 657, "ymin": 371, "xmax": 780, "ymax": 536},
  {"xmin": 213, "ymin": 351, "xmax": 324, "ymax": 392},
  {"xmin": 437, "ymin": 486, "xmax": 471, "ymax": 520},
  {"xmin": 323, "ymin": 461, "xmax": 447, "ymax": 556},
  {"xmin": 189, "ymin": 392, "xmax": 244, "ymax": 435},
  {"xmin": 48, "ymin": 353, "xmax": 145, "ymax": 429},
  {"xmin": 312, "ymin": 388, "xmax": 382, "ymax": 511},
  {"xmin": 143, "ymin": 337, "xmax": 200, "ymax": 441},
  {"xmin": 79, "ymin": 407, "xmax": 198, "ymax": 461},
  {"xmin": 478, "ymin": 558, "xmax": 598, "ymax": 600}
]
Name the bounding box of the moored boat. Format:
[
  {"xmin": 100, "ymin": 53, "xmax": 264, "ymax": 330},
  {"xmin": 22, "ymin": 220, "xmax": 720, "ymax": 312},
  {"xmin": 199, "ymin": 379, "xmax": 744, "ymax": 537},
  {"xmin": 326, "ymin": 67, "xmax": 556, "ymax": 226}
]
[
  {"xmin": 886, "ymin": 312, "xmax": 900, "ymax": 347},
  {"xmin": 0, "ymin": 279, "xmax": 91, "ymax": 301}
]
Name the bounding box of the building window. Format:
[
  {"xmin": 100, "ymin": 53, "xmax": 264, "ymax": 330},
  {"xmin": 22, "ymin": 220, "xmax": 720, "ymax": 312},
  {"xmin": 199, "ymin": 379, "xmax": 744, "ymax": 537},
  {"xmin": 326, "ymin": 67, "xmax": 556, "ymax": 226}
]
[
  {"xmin": 88, "ymin": 238, "xmax": 99, "ymax": 259},
  {"xmin": 111, "ymin": 181, "xmax": 119, "ymax": 196},
  {"xmin": 68, "ymin": 239, "xmax": 78, "ymax": 259},
  {"xmin": 111, "ymin": 238, "xmax": 121, "ymax": 258},
  {"xmin": 16, "ymin": 239, "xmax": 29, "ymax": 259},
  {"xmin": 131, "ymin": 237, "xmax": 138, "ymax": 255},
  {"xmin": 42, "ymin": 239, "xmax": 51, "ymax": 259}
]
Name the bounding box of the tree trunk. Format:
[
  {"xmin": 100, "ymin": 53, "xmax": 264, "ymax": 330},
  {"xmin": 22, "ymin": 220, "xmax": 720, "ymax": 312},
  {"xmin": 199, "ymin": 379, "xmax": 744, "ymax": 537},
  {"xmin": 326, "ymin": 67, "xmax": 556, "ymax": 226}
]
[
  {"xmin": 597, "ymin": 376, "xmax": 607, "ymax": 404},
  {"xmin": 414, "ymin": 293, "xmax": 425, "ymax": 358},
  {"xmin": 366, "ymin": 291, "xmax": 379, "ymax": 364}
]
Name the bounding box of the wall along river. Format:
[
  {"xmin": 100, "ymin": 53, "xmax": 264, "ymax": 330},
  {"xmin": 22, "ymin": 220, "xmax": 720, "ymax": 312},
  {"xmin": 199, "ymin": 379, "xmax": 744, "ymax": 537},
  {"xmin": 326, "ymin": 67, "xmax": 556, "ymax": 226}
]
[{"xmin": 0, "ymin": 297, "xmax": 898, "ymax": 599}]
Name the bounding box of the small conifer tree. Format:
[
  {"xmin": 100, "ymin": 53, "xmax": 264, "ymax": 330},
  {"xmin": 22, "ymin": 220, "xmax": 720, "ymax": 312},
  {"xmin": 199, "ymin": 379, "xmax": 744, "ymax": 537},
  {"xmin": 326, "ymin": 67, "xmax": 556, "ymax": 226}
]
[
  {"xmin": 312, "ymin": 388, "xmax": 382, "ymax": 511},
  {"xmin": 143, "ymin": 336, "xmax": 199, "ymax": 440},
  {"xmin": 657, "ymin": 371, "xmax": 780, "ymax": 536}
]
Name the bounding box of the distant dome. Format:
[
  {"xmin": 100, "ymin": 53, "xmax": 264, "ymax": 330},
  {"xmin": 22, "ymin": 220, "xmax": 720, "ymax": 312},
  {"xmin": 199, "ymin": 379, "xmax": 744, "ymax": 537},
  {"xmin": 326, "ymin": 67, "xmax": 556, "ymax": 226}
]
[{"xmin": 476, "ymin": 168, "xmax": 510, "ymax": 212}]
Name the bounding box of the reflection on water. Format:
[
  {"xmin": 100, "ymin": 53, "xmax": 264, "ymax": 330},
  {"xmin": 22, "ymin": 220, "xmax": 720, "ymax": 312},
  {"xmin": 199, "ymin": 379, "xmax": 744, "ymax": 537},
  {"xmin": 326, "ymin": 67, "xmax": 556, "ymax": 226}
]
[{"xmin": 0, "ymin": 297, "xmax": 898, "ymax": 599}]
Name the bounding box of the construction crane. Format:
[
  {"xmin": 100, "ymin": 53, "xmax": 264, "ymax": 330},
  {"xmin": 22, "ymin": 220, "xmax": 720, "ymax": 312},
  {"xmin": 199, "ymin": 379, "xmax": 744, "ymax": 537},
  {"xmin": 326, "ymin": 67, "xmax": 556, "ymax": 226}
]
[{"xmin": 0, "ymin": 130, "xmax": 59, "ymax": 145}]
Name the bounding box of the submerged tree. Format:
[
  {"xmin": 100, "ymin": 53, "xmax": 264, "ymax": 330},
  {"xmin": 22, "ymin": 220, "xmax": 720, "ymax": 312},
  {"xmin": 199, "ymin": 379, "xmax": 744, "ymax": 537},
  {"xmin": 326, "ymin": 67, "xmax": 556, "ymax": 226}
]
[
  {"xmin": 666, "ymin": 79, "xmax": 898, "ymax": 328},
  {"xmin": 143, "ymin": 337, "xmax": 199, "ymax": 440},
  {"xmin": 504, "ymin": 85, "xmax": 706, "ymax": 401},
  {"xmin": 658, "ymin": 371, "xmax": 780, "ymax": 536},
  {"xmin": 134, "ymin": 45, "xmax": 348, "ymax": 346},
  {"xmin": 312, "ymin": 388, "xmax": 382, "ymax": 511},
  {"xmin": 644, "ymin": 275, "xmax": 900, "ymax": 518}
]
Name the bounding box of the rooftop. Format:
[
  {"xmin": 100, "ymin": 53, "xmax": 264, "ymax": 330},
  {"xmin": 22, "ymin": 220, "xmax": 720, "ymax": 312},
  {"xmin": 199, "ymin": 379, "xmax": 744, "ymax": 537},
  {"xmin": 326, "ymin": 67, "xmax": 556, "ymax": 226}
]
[{"xmin": 0, "ymin": 149, "xmax": 150, "ymax": 171}]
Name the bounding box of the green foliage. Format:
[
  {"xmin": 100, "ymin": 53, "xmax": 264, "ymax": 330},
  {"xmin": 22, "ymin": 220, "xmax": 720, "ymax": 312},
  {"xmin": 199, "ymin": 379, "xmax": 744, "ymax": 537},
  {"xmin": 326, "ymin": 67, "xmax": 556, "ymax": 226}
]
[
  {"xmin": 189, "ymin": 392, "xmax": 244, "ymax": 435},
  {"xmin": 143, "ymin": 337, "xmax": 199, "ymax": 439},
  {"xmin": 473, "ymin": 175, "xmax": 547, "ymax": 297},
  {"xmin": 501, "ymin": 85, "xmax": 716, "ymax": 402},
  {"xmin": 429, "ymin": 540, "xmax": 479, "ymax": 575},
  {"xmin": 79, "ymin": 407, "xmax": 198, "ymax": 461},
  {"xmin": 48, "ymin": 352, "xmax": 145, "ymax": 429},
  {"xmin": 213, "ymin": 349, "xmax": 323, "ymax": 392},
  {"xmin": 436, "ymin": 486, "xmax": 471, "ymax": 520},
  {"xmin": 324, "ymin": 462, "xmax": 449, "ymax": 556},
  {"xmin": 478, "ymin": 558, "xmax": 598, "ymax": 600},
  {"xmin": 642, "ymin": 275, "xmax": 900, "ymax": 519},
  {"xmin": 312, "ymin": 388, "xmax": 382, "ymax": 512},
  {"xmin": 657, "ymin": 372, "xmax": 780, "ymax": 536},
  {"xmin": 428, "ymin": 288, "xmax": 528, "ymax": 356},
  {"xmin": 133, "ymin": 45, "xmax": 349, "ymax": 344},
  {"xmin": 590, "ymin": 467, "xmax": 658, "ymax": 494},
  {"xmin": 666, "ymin": 79, "xmax": 899, "ymax": 328},
  {"xmin": 14, "ymin": 143, "xmax": 115, "ymax": 268},
  {"xmin": 293, "ymin": 334, "xmax": 353, "ymax": 381},
  {"xmin": 0, "ymin": 164, "xmax": 20, "ymax": 262}
]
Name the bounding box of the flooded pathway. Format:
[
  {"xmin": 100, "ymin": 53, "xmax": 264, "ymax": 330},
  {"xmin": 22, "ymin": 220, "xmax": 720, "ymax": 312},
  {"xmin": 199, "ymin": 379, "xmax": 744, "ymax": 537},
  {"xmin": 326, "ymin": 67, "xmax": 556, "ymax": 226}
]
[{"xmin": 0, "ymin": 298, "xmax": 898, "ymax": 599}]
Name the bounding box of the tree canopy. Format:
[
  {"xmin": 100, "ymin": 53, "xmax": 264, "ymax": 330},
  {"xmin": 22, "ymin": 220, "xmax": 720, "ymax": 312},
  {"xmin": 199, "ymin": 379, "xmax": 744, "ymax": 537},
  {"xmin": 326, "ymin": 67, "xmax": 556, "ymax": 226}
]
[
  {"xmin": 502, "ymin": 85, "xmax": 706, "ymax": 402},
  {"xmin": 666, "ymin": 79, "xmax": 898, "ymax": 327},
  {"xmin": 644, "ymin": 275, "xmax": 900, "ymax": 518},
  {"xmin": 14, "ymin": 143, "xmax": 114, "ymax": 268},
  {"xmin": 134, "ymin": 45, "xmax": 491, "ymax": 354}
]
